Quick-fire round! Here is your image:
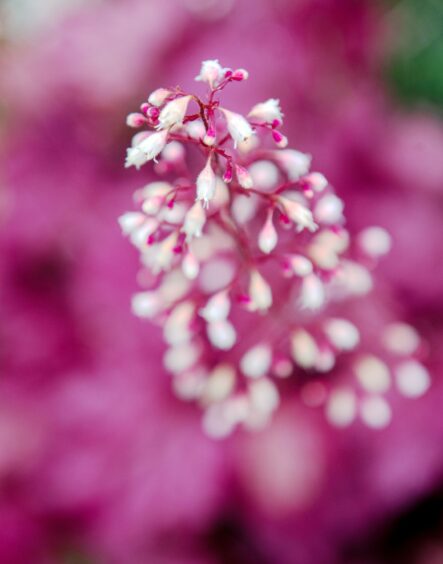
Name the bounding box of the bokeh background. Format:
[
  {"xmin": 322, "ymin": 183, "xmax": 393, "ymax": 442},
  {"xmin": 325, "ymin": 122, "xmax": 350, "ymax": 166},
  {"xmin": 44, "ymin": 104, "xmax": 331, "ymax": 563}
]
[{"xmin": 0, "ymin": 1, "xmax": 443, "ymax": 563}]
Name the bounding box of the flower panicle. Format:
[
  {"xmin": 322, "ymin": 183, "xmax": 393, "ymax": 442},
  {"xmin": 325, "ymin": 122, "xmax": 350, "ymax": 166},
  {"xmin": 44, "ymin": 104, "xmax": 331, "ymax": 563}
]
[{"xmin": 119, "ymin": 60, "xmax": 430, "ymax": 438}]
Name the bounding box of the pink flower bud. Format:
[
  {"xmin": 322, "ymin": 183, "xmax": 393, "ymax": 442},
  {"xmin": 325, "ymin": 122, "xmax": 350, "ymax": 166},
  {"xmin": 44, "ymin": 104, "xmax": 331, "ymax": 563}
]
[
  {"xmin": 272, "ymin": 130, "xmax": 288, "ymax": 148},
  {"xmin": 126, "ymin": 113, "xmax": 146, "ymax": 128},
  {"xmin": 232, "ymin": 68, "xmax": 249, "ymax": 81}
]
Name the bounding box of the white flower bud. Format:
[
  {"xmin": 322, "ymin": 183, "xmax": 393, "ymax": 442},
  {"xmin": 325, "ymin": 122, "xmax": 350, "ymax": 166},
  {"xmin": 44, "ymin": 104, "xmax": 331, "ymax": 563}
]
[
  {"xmin": 207, "ymin": 320, "xmax": 237, "ymax": 350},
  {"xmin": 395, "ymin": 361, "xmax": 430, "ymax": 398},
  {"xmin": 196, "ymin": 156, "xmax": 216, "ymax": 207},
  {"xmin": 131, "ymin": 291, "xmax": 162, "ymax": 318},
  {"xmin": 273, "ymin": 150, "xmax": 311, "ymax": 180},
  {"xmin": 118, "ymin": 212, "xmax": 145, "ymax": 235},
  {"xmin": 304, "ymin": 172, "xmax": 328, "ymax": 192},
  {"xmin": 199, "ymin": 291, "xmax": 231, "ymax": 322},
  {"xmin": 235, "ymin": 165, "xmax": 254, "ymax": 189},
  {"xmin": 314, "ymin": 194, "xmax": 344, "ymax": 225},
  {"xmin": 326, "ymin": 388, "xmax": 357, "ymax": 427},
  {"xmin": 357, "ymin": 226, "xmax": 392, "ymax": 258},
  {"xmin": 354, "ymin": 355, "xmax": 390, "ymax": 393},
  {"xmin": 202, "ymin": 364, "xmax": 236, "ymax": 404},
  {"xmin": 324, "ymin": 318, "xmax": 360, "ymax": 351},
  {"xmin": 182, "ymin": 251, "xmax": 200, "ymax": 280},
  {"xmin": 258, "ymin": 210, "xmax": 278, "ymax": 254},
  {"xmin": 148, "ymin": 88, "xmax": 172, "ymax": 107},
  {"xmin": 157, "ymin": 95, "xmax": 192, "ymax": 130},
  {"xmin": 220, "ymin": 108, "xmax": 253, "ymax": 147},
  {"xmin": 248, "ymin": 98, "xmax": 283, "ymax": 123},
  {"xmin": 290, "ymin": 329, "xmax": 318, "ymax": 369},
  {"xmin": 147, "ymin": 231, "xmax": 178, "ymax": 274},
  {"xmin": 240, "ymin": 344, "xmax": 272, "ymax": 378},
  {"xmin": 182, "ymin": 201, "xmax": 206, "ymax": 240},
  {"xmin": 278, "ymin": 196, "xmax": 317, "ymax": 232},
  {"xmin": 288, "ymin": 255, "xmax": 313, "ymax": 277},
  {"xmin": 163, "ymin": 301, "xmax": 195, "ymax": 345},
  {"xmin": 248, "ymin": 270, "xmax": 272, "ymax": 311},
  {"xmin": 299, "ymin": 274, "xmax": 325, "ymax": 310},
  {"xmin": 195, "ymin": 59, "xmax": 226, "ymax": 87}
]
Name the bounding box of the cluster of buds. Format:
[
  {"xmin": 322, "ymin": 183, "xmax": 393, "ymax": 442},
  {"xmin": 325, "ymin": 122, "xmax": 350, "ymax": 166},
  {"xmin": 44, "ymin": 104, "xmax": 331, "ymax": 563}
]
[{"xmin": 120, "ymin": 60, "xmax": 430, "ymax": 438}]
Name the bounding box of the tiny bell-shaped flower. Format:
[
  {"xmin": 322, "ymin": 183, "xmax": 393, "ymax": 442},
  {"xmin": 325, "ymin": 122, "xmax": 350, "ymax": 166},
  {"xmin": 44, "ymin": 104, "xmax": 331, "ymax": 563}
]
[
  {"xmin": 126, "ymin": 129, "xmax": 169, "ymax": 168},
  {"xmin": 248, "ymin": 269, "xmax": 273, "ymax": 311},
  {"xmin": 220, "ymin": 108, "xmax": 253, "ymax": 148},
  {"xmin": 196, "ymin": 155, "xmax": 216, "ymax": 207},
  {"xmin": 157, "ymin": 95, "xmax": 192, "ymax": 130},
  {"xmin": 148, "ymin": 88, "xmax": 172, "ymax": 107},
  {"xmin": 125, "ymin": 147, "xmax": 148, "ymax": 170},
  {"xmin": 278, "ymin": 196, "xmax": 317, "ymax": 232},
  {"xmin": 258, "ymin": 209, "xmax": 278, "ymax": 254},
  {"xmin": 195, "ymin": 59, "xmax": 225, "ymax": 88},
  {"xmin": 182, "ymin": 201, "xmax": 206, "ymax": 240},
  {"xmin": 248, "ymin": 98, "xmax": 283, "ymax": 124}
]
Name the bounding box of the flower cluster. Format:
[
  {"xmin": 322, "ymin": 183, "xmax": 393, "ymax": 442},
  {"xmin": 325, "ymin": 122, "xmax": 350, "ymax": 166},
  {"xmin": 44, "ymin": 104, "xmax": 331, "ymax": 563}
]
[{"xmin": 120, "ymin": 60, "xmax": 430, "ymax": 438}]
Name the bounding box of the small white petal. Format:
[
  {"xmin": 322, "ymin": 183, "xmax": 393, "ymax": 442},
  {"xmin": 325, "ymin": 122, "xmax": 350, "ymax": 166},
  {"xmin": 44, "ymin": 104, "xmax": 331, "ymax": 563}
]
[
  {"xmin": 248, "ymin": 160, "xmax": 279, "ymax": 192},
  {"xmin": 248, "ymin": 98, "xmax": 283, "ymax": 123},
  {"xmin": 290, "ymin": 329, "xmax": 318, "ymax": 369},
  {"xmin": 324, "ymin": 318, "xmax": 360, "ymax": 351},
  {"xmin": 358, "ymin": 226, "xmax": 392, "ymax": 257},
  {"xmin": 248, "ymin": 270, "xmax": 273, "ymax": 311},
  {"xmin": 258, "ymin": 211, "xmax": 278, "ymax": 254},
  {"xmin": 288, "ymin": 255, "xmax": 313, "ymax": 277},
  {"xmin": 207, "ymin": 320, "xmax": 237, "ymax": 350},
  {"xmin": 360, "ymin": 396, "xmax": 391, "ymax": 429},
  {"xmin": 118, "ymin": 212, "xmax": 145, "ymax": 235},
  {"xmin": 163, "ymin": 301, "xmax": 195, "ymax": 345},
  {"xmin": 240, "ymin": 344, "xmax": 272, "ymax": 378},
  {"xmin": 326, "ymin": 388, "xmax": 357, "ymax": 427},
  {"xmin": 395, "ymin": 361, "xmax": 430, "ymax": 398},
  {"xmin": 221, "ymin": 108, "xmax": 253, "ymax": 147},
  {"xmin": 164, "ymin": 342, "xmax": 200, "ymax": 374},
  {"xmin": 157, "ymin": 95, "xmax": 192, "ymax": 130},
  {"xmin": 314, "ymin": 194, "xmax": 344, "ymax": 224},
  {"xmin": 299, "ymin": 274, "xmax": 325, "ymax": 310},
  {"xmin": 195, "ymin": 59, "xmax": 225, "ymax": 87},
  {"xmin": 131, "ymin": 291, "xmax": 162, "ymax": 319},
  {"xmin": 382, "ymin": 323, "xmax": 420, "ymax": 356},
  {"xmin": 199, "ymin": 291, "xmax": 231, "ymax": 322},
  {"xmin": 148, "ymin": 88, "xmax": 172, "ymax": 107},
  {"xmin": 273, "ymin": 150, "xmax": 311, "ymax": 181},
  {"xmin": 354, "ymin": 355, "xmax": 391, "ymax": 393},
  {"xmin": 182, "ymin": 252, "xmax": 200, "ymax": 280},
  {"xmin": 202, "ymin": 364, "xmax": 236, "ymax": 404},
  {"xmin": 196, "ymin": 156, "xmax": 217, "ymax": 206}
]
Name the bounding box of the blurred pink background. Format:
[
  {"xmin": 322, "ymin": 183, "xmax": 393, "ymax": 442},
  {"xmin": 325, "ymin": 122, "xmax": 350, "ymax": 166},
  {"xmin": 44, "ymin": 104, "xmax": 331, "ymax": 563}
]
[{"xmin": 0, "ymin": 1, "xmax": 442, "ymax": 563}]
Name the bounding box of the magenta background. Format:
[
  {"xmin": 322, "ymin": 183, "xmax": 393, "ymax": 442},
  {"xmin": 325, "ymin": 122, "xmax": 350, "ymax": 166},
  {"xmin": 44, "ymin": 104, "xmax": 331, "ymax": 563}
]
[{"xmin": 0, "ymin": 1, "xmax": 442, "ymax": 563}]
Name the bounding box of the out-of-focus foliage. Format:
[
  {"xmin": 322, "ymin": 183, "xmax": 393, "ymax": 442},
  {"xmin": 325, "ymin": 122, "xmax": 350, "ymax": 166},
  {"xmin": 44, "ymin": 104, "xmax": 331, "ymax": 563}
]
[{"xmin": 385, "ymin": 0, "xmax": 443, "ymax": 110}]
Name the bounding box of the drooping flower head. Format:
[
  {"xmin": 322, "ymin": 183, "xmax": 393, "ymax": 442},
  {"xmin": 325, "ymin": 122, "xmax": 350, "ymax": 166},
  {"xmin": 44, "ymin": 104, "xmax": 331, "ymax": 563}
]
[{"xmin": 120, "ymin": 60, "xmax": 430, "ymax": 438}]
